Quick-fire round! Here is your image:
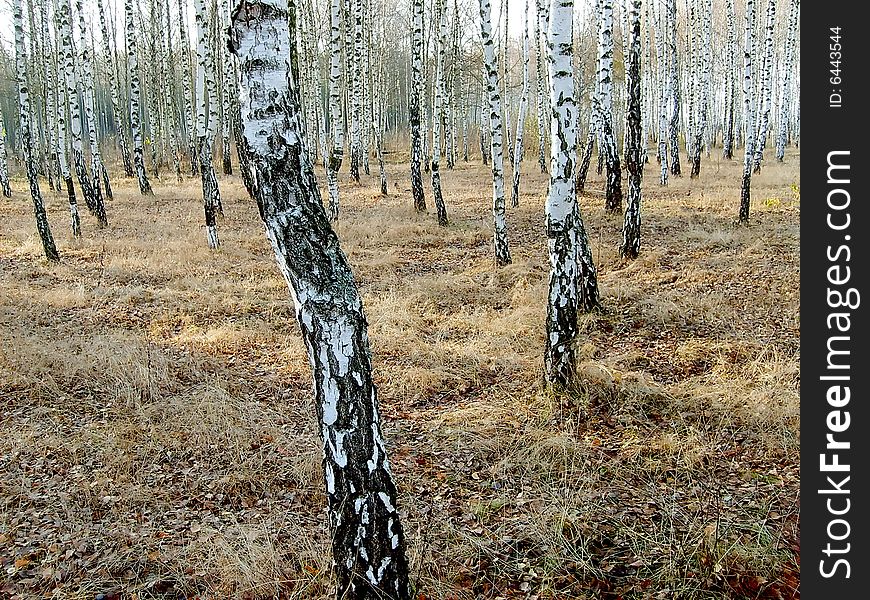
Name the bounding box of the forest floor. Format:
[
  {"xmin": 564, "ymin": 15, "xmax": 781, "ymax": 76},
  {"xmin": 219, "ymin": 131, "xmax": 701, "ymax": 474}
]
[{"xmin": 1, "ymin": 149, "xmax": 800, "ymax": 600}]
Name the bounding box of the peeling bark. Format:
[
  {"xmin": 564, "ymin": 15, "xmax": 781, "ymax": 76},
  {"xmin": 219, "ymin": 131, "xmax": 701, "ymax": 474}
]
[{"xmin": 229, "ymin": 3, "xmax": 413, "ymax": 597}]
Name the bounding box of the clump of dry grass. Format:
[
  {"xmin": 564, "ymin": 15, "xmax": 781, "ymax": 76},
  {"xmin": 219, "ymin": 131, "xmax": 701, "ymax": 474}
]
[{"xmin": 1, "ymin": 150, "xmax": 799, "ymax": 598}]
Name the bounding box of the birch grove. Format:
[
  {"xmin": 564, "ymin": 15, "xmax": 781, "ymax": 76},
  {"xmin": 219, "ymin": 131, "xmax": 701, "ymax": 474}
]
[{"xmin": 0, "ymin": 0, "xmax": 803, "ymax": 596}]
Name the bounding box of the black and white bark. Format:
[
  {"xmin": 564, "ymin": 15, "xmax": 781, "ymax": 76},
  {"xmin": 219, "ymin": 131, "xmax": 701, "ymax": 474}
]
[
  {"xmin": 178, "ymin": 0, "xmax": 200, "ymax": 176},
  {"xmin": 510, "ymin": 0, "xmax": 531, "ymax": 207},
  {"xmin": 349, "ymin": 0, "xmax": 364, "ymax": 183},
  {"xmin": 775, "ymin": 0, "xmax": 799, "ymax": 162},
  {"xmin": 160, "ymin": 0, "xmax": 184, "ymax": 182},
  {"xmin": 722, "ymin": 0, "xmax": 736, "ymax": 159},
  {"xmin": 326, "ymin": 0, "xmax": 344, "ymax": 219},
  {"xmin": 98, "ymin": 0, "xmax": 134, "ymax": 178},
  {"xmin": 409, "ymin": 0, "xmax": 426, "ymax": 212},
  {"xmin": 0, "ymin": 108, "xmax": 11, "ymax": 198},
  {"xmin": 739, "ymin": 0, "xmax": 756, "ymax": 222},
  {"xmin": 195, "ymin": 0, "xmax": 222, "ymax": 248},
  {"xmin": 15, "ymin": 0, "xmax": 59, "ymax": 261},
  {"xmin": 533, "ymin": 0, "xmax": 548, "ymax": 173},
  {"xmin": 229, "ymin": 3, "xmax": 413, "ymax": 597},
  {"xmin": 597, "ymin": 0, "xmax": 622, "ymax": 212},
  {"xmin": 430, "ymin": 0, "xmax": 448, "ymax": 226},
  {"xmin": 620, "ymin": 0, "xmax": 642, "ymax": 259},
  {"xmin": 126, "ymin": 0, "xmax": 154, "ymax": 194},
  {"xmin": 544, "ymin": 0, "xmax": 599, "ymax": 387},
  {"xmin": 479, "ymin": 0, "xmax": 511, "ymax": 265},
  {"xmin": 654, "ymin": 0, "xmax": 668, "ymax": 184},
  {"xmin": 77, "ymin": 0, "xmax": 112, "ymax": 211},
  {"xmin": 752, "ymin": 0, "xmax": 775, "ymax": 173},
  {"xmin": 665, "ymin": 0, "xmax": 680, "ymax": 176},
  {"xmin": 59, "ymin": 0, "xmax": 105, "ymax": 226}
]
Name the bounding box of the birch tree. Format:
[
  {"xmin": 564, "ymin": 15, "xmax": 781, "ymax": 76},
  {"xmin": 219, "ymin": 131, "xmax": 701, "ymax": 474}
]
[
  {"xmin": 229, "ymin": 2, "xmax": 413, "ymax": 597},
  {"xmin": 739, "ymin": 0, "xmax": 756, "ymax": 222},
  {"xmin": 126, "ymin": 0, "xmax": 154, "ymax": 194},
  {"xmin": 665, "ymin": 0, "xmax": 680, "ymax": 176},
  {"xmin": 510, "ymin": 0, "xmax": 531, "ymax": 207},
  {"xmin": 178, "ymin": 0, "xmax": 199, "ymax": 176},
  {"xmin": 533, "ymin": 0, "xmax": 548, "ymax": 173},
  {"xmin": 98, "ymin": 0, "xmax": 134, "ymax": 178},
  {"xmin": 722, "ymin": 0, "xmax": 736, "ymax": 159},
  {"xmin": 0, "ymin": 108, "xmax": 12, "ymax": 198},
  {"xmin": 430, "ymin": 0, "xmax": 449, "ymax": 226},
  {"xmin": 775, "ymin": 0, "xmax": 799, "ymax": 161},
  {"xmin": 15, "ymin": 0, "xmax": 59, "ymax": 262},
  {"xmin": 752, "ymin": 0, "xmax": 775, "ymax": 172},
  {"xmin": 58, "ymin": 0, "xmax": 106, "ymax": 226},
  {"xmin": 479, "ymin": 0, "xmax": 511, "ymax": 265},
  {"xmin": 597, "ymin": 0, "xmax": 622, "ymax": 212},
  {"xmin": 326, "ymin": 0, "xmax": 344, "ymax": 220},
  {"xmin": 544, "ymin": 0, "xmax": 599, "ymax": 387},
  {"xmin": 195, "ymin": 0, "xmax": 222, "ymax": 248},
  {"xmin": 410, "ymin": 0, "xmax": 426, "ymax": 212},
  {"xmin": 77, "ymin": 0, "xmax": 113, "ymax": 204},
  {"xmin": 620, "ymin": 0, "xmax": 642, "ymax": 259}
]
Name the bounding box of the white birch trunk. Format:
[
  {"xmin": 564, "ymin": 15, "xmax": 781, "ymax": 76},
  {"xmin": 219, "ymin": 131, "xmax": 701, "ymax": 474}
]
[
  {"xmin": 430, "ymin": 0, "xmax": 448, "ymax": 225},
  {"xmin": 126, "ymin": 0, "xmax": 153, "ymax": 194},
  {"xmin": 195, "ymin": 0, "xmax": 222, "ymax": 248},
  {"xmin": 739, "ymin": 0, "xmax": 756, "ymax": 222},
  {"xmin": 479, "ymin": 0, "xmax": 511, "ymax": 265},
  {"xmin": 752, "ymin": 0, "xmax": 775, "ymax": 172},
  {"xmin": 510, "ymin": 0, "xmax": 531, "ymax": 207},
  {"xmin": 77, "ymin": 0, "xmax": 112, "ymax": 210},
  {"xmin": 327, "ymin": 0, "xmax": 345, "ymax": 219},
  {"xmin": 620, "ymin": 0, "xmax": 642, "ymax": 259},
  {"xmin": 15, "ymin": 0, "xmax": 59, "ymax": 261},
  {"xmin": 775, "ymin": 0, "xmax": 799, "ymax": 161},
  {"xmin": 410, "ymin": 0, "xmax": 426, "ymax": 211},
  {"xmin": 545, "ymin": 0, "xmax": 599, "ymax": 387},
  {"xmin": 229, "ymin": 3, "xmax": 413, "ymax": 595},
  {"xmin": 598, "ymin": 0, "xmax": 623, "ymax": 211}
]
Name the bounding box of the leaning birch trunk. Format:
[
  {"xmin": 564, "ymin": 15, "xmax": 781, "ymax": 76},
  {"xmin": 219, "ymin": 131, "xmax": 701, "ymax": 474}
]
[
  {"xmin": 409, "ymin": 0, "xmax": 426, "ymax": 212},
  {"xmin": 0, "ymin": 108, "xmax": 11, "ymax": 198},
  {"xmin": 15, "ymin": 0, "xmax": 59, "ymax": 262},
  {"xmin": 98, "ymin": 0, "xmax": 134, "ymax": 178},
  {"xmin": 544, "ymin": 0, "xmax": 599, "ymax": 387},
  {"xmin": 195, "ymin": 0, "xmax": 222, "ymax": 248},
  {"xmin": 126, "ymin": 0, "xmax": 153, "ymax": 194},
  {"xmin": 775, "ymin": 0, "xmax": 799, "ymax": 162},
  {"xmin": 77, "ymin": 0, "xmax": 113, "ymax": 208},
  {"xmin": 533, "ymin": 0, "xmax": 548, "ymax": 174},
  {"xmin": 597, "ymin": 0, "xmax": 622, "ymax": 212},
  {"xmin": 430, "ymin": 0, "xmax": 449, "ymax": 226},
  {"xmin": 229, "ymin": 3, "xmax": 413, "ymax": 597},
  {"xmin": 510, "ymin": 0, "xmax": 531, "ymax": 207},
  {"xmin": 58, "ymin": 0, "xmax": 105, "ymax": 226},
  {"xmin": 739, "ymin": 0, "xmax": 756, "ymax": 222},
  {"xmin": 722, "ymin": 0, "xmax": 736, "ymax": 159},
  {"xmin": 326, "ymin": 0, "xmax": 344, "ymax": 220},
  {"xmin": 665, "ymin": 0, "xmax": 680, "ymax": 176},
  {"xmin": 752, "ymin": 0, "xmax": 775, "ymax": 173},
  {"xmin": 620, "ymin": 0, "xmax": 642, "ymax": 259},
  {"xmin": 479, "ymin": 0, "xmax": 511, "ymax": 266}
]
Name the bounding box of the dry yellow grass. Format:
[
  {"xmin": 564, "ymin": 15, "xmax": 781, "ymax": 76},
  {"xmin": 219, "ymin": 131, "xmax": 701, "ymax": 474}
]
[{"xmin": 1, "ymin": 149, "xmax": 799, "ymax": 599}]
